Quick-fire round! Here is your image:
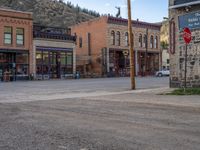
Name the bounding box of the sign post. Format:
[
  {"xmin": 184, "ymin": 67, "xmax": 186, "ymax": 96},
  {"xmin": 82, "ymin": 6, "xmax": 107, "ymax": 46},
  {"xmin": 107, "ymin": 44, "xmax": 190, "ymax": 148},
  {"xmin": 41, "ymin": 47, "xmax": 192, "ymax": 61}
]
[{"xmin": 183, "ymin": 27, "xmax": 192, "ymax": 92}]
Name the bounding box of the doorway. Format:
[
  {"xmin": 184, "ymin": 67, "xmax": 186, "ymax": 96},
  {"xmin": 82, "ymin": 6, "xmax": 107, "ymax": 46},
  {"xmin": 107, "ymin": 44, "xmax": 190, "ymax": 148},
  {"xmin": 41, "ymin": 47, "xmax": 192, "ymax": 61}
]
[{"xmin": 0, "ymin": 53, "xmax": 16, "ymax": 81}]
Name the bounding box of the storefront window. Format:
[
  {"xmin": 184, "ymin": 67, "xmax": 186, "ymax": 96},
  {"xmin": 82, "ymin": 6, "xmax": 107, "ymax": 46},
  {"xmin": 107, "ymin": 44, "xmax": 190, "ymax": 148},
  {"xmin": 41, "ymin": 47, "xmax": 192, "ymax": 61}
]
[
  {"xmin": 36, "ymin": 51, "xmax": 42, "ymax": 64},
  {"xmin": 0, "ymin": 53, "xmax": 6, "ymax": 63},
  {"xmin": 43, "ymin": 51, "xmax": 49, "ymax": 64},
  {"xmin": 16, "ymin": 53, "xmax": 28, "ymax": 64},
  {"xmin": 67, "ymin": 52, "xmax": 72, "ymax": 65},
  {"xmin": 16, "ymin": 64, "xmax": 28, "ymax": 75},
  {"xmin": 4, "ymin": 27, "xmax": 12, "ymax": 44},
  {"xmin": 50, "ymin": 52, "xmax": 56, "ymax": 65},
  {"xmin": 60, "ymin": 52, "xmax": 66, "ymax": 65},
  {"xmin": 16, "ymin": 28, "xmax": 24, "ymax": 45}
]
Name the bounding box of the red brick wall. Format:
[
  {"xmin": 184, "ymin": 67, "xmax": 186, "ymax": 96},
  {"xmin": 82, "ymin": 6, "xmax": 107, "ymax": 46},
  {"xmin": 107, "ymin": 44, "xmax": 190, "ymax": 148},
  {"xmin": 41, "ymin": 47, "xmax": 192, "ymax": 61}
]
[
  {"xmin": 71, "ymin": 17, "xmax": 108, "ymax": 75},
  {"xmin": 0, "ymin": 8, "xmax": 33, "ymax": 74}
]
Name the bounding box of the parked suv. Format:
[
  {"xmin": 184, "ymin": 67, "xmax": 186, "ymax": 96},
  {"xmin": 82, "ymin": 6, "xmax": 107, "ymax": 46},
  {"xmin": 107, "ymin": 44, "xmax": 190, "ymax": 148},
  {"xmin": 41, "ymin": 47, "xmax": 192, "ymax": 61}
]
[{"xmin": 156, "ymin": 70, "xmax": 170, "ymax": 77}]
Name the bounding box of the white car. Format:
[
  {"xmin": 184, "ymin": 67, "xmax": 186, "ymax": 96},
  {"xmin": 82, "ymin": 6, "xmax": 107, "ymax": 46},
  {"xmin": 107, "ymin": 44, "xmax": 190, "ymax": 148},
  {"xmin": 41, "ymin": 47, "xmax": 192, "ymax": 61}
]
[{"xmin": 156, "ymin": 70, "xmax": 170, "ymax": 77}]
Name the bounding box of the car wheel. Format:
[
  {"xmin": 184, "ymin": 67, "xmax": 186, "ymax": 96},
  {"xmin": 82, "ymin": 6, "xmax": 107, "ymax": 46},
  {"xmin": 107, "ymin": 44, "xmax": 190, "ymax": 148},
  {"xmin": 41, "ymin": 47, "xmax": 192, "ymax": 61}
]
[{"xmin": 158, "ymin": 73, "xmax": 162, "ymax": 77}]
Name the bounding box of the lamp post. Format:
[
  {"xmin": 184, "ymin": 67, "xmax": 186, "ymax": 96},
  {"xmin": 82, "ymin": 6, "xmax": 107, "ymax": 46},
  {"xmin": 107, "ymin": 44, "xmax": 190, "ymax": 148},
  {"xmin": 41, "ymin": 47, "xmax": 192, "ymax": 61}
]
[{"xmin": 127, "ymin": 0, "xmax": 136, "ymax": 90}]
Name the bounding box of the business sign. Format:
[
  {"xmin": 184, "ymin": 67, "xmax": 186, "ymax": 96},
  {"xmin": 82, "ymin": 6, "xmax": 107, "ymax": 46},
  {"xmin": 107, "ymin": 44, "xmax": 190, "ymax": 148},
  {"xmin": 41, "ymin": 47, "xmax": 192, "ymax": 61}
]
[{"xmin": 179, "ymin": 11, "xmax": 200, "ymax": 30}]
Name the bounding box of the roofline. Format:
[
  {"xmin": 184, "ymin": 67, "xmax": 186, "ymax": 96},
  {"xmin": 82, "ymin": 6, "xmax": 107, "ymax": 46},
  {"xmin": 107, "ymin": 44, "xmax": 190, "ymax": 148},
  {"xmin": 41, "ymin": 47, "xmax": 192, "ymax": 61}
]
[
  {"xmin": 107, "ymin": 16, "xmax": 161, "ymax": 27},
  {"xmin": 169, "ymin": 1, "xmax": 200, "ymax": 9},
  {"xmin": 70, "ymin": 16, "xmax": 161, "ymax": 30},
  {"xmin": 0, "ymin": 7, "xmax": 32, "ymax": 15}
]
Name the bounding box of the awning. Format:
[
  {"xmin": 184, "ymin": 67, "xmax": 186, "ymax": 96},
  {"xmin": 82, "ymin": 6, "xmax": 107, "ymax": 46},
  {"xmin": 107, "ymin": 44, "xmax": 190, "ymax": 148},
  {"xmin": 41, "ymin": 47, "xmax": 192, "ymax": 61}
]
[
  {"xmin": 169, "ymin": 0, "xmax": 200, "ymax": 9},
  {"xmin": 36, "ymin": 46, "xmax": 73, "ymax": 51},
  {"xmin": 0, "ymin": 49, "xmax": 29, "ymax": 53}
]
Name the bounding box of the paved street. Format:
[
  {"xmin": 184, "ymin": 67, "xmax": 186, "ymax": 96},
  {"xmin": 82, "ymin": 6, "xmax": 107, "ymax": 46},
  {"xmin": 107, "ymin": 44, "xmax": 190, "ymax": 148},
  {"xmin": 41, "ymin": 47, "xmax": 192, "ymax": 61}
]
[{"xmin": 0, "ymin": 77, "xmax": 200, "ymax": 150}]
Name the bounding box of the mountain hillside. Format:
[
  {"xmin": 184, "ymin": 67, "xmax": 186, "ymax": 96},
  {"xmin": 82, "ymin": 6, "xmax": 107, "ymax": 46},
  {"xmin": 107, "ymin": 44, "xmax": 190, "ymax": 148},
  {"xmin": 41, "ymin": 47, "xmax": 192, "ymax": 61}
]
[{"xmin": 0, "ymin": 0, "xmax": 99, "ymax": 27}]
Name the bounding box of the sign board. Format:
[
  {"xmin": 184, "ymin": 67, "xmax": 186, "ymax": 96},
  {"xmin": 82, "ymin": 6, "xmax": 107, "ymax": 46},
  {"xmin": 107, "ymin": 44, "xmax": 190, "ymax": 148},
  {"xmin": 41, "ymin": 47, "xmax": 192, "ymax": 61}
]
[
  {"xmin": 183, "ymin": 27, "xmax": 192, "ymax": 44},
  {"xmin": 179, "ymin": 11, "xmax": 200, "ymax": 30}
]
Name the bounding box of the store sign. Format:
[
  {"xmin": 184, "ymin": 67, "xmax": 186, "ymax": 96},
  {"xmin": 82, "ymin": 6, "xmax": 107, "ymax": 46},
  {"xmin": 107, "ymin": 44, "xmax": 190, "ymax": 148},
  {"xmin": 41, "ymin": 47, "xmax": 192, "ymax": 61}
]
[{"xmin": 179, "ymin": 11, "xmax": 200, "ymax": 30}]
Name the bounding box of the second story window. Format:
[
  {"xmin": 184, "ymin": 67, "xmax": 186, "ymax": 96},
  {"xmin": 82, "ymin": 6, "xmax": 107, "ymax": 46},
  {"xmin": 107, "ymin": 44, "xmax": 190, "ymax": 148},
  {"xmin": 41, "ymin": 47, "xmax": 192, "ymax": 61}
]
[
  {"xmin": 4, "ymin": 26, "xmax": 12, "ymax": 45},
  {"xmin": 79, "ymin": 37, "xmax": 82, "ymax": 48},
  {"xmin": 125, "ymin": 32, "xmax": 129, "ymax": 46},
  {"xmin": 111, "ymin": 31, "xmax": 115, "ymax": 45},
  {"xmin": 116, "ymin": 31, "xmax": 120, "ymax": 46},
  {"xmin": 139, "ymin": 34, "xmax": 142, "ymax": 47},
  {"xmin": 154, "ymin": 36, "xmax": 158, "ymax": 49},
  {"xmin": 150, "ymin": 35, "xmax": 154, "ymax": 48},
  {"xmin": 143, "ymin": 34, "xmax": 147, "ymax": 48},
  {"xmin": 16, "ymin": 28, "xmax": 24, "ymax": 45}
]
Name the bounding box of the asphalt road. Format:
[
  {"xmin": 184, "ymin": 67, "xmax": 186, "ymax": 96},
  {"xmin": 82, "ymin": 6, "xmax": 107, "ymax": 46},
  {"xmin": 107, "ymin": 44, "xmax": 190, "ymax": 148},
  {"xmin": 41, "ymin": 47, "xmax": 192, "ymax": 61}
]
[{"xmin": 0, "ymin": 77, "xmax": 200, "ymax": 150}]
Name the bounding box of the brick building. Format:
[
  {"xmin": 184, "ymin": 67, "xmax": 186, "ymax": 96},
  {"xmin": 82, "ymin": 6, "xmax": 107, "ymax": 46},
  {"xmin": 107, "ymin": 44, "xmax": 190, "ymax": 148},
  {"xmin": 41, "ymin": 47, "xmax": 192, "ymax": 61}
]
[
  {"xmin": 71, "ymin": 16, "xmax": 161, "ymax": 77},
  {"xmin": 169, "ymin": 0, "xmax": 200, "ymax": 87},
  {"xmin": 33, "ymin": 25, "xmax": 76, "ymax": 80},
  {"xmin": 0, "ymin": 8, "xmax": 33, "ymax": 81}
]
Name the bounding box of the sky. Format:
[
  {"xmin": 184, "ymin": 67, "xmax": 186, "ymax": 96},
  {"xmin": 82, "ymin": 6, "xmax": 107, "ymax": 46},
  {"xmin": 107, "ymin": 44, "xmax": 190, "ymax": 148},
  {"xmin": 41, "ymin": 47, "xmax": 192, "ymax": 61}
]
[{"xmin": 65, "ymin": 0, "xmax": 168, "ymax": 23}]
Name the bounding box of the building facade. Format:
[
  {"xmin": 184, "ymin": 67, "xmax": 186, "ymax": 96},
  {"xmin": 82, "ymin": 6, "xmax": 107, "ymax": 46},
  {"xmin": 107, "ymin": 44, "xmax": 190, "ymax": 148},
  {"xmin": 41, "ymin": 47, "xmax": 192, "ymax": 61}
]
[
  {"xmin": 0, "ymin": 8, "xmax": 33, "ymax": 81},
  {"xmin": 71, "ymin": 16, "xmax": 161, "ymax": 77},
  {"xmin": 33, "ymin": 25, "xmax": 76, "ymax": 80},
  {"xmin": 162, "ymin": 49, "xmax": 170, "ymax": 70},
  {"xmin": 169, "ymin": 0, "xmax": 200, "ymax": 87}
]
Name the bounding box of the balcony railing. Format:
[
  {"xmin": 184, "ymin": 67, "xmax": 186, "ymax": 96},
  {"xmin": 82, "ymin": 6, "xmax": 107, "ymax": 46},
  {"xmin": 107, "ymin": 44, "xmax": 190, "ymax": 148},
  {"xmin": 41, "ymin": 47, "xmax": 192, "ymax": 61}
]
[{"xmin": 33, "ymin": 31, "xmax": 76, "ymax": 41}]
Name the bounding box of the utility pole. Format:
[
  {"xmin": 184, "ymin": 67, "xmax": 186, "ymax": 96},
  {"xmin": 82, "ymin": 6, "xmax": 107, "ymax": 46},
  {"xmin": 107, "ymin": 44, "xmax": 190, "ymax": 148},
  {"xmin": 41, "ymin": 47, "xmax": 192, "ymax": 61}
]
[{"xmin": 127, "ymin": 0, "xmax": 136, "ymax": 90}]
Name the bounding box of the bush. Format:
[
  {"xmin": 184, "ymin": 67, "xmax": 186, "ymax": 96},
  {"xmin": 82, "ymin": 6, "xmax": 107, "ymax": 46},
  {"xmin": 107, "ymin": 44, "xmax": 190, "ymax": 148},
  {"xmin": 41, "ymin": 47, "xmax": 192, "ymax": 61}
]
[{"xmin": 167, "ymin": 88, "xmax": 200, "ymax": 95}]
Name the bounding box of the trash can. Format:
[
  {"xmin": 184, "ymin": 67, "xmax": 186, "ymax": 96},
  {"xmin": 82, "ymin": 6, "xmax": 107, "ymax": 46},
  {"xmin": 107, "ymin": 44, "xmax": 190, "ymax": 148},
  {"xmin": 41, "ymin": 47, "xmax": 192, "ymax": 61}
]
[{"xmin": 75, "ymin": 72, "xmax": 80, "ymax": 79}]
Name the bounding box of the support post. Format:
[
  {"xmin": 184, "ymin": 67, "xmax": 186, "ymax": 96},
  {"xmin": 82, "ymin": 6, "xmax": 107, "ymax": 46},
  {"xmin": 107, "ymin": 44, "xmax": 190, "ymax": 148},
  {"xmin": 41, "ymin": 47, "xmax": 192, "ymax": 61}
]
[{"xmin": 127, "ymin": 0, "xmax": 136, "ymax": 90}]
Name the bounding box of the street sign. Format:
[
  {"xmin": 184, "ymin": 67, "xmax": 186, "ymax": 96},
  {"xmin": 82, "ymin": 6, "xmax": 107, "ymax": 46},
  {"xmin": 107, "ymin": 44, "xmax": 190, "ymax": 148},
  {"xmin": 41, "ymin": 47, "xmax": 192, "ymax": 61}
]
[{"xmin": 183, "ymin": 27, "xmax": 192, "ymax": 44}]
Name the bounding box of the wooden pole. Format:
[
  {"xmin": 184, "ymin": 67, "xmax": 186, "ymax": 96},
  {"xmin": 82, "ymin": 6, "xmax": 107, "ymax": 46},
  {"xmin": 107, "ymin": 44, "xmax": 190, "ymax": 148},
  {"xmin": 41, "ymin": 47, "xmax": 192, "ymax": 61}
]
[{"xmin": 127, "ymin": 0, "xmax": 136, "ymax": 90}]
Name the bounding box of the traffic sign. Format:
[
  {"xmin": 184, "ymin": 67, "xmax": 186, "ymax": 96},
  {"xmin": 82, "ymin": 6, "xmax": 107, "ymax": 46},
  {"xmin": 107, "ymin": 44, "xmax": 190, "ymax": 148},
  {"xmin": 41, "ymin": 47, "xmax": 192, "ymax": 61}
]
[{"xmin": 183, "ymin": 27, "xmax": 192, "ymax": 44}]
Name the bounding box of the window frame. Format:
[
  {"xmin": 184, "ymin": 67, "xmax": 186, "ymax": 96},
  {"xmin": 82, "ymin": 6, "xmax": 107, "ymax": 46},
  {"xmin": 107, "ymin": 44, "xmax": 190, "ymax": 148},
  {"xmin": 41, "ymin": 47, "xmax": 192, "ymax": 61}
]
[
  {"xmin": 139, "ymin": 34, "xmax": 142, "ymax": 48},
  {"xmin": 111, "ymin": 31, "xmax": 115, "ymax": 45},
  {"xmin": 125, "ymin": 32, "xmax": 129, "ymax": 46},
  {"xmin": 116, "ymin": 31, "xmax": 121, "ymax": 46},
  {"xmin": 79, "ymin": 37, "xmax": 83, "ymax": 48},
  {"xmin": 4, "ymin": 26, "xmax": 12, "ymax": 45},
  {"xmin": 16, "ymin": 28, "xmax": 24, "ymax": 46},
  {"xmin": 150, "ymin": 35, "xmax": 154, "ymax": 49}
]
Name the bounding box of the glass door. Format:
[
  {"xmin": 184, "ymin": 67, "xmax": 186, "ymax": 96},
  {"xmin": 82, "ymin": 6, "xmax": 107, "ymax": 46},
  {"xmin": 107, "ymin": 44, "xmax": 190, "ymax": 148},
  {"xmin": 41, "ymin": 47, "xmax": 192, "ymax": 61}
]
[{"xmin": 50, "ymin": 52, "xmax": 61, "ymax": 79}]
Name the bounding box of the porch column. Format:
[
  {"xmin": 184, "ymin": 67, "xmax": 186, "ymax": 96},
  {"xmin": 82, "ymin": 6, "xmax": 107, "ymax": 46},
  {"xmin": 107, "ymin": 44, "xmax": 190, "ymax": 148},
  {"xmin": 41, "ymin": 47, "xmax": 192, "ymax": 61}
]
[
  {"xmin": 106, "ymin": 48, "xmax": 110, "ymax": 73},
  {"xmin": 135, "ymin": 50, "xmax": 139, "ymax": 76},
  {"xmin": 32, "ymin": 44, "xmax": 36, "ymax": 78},
  {"xmin": 73, "ymin": 46, "xmax": 76, "ymax": 74}
]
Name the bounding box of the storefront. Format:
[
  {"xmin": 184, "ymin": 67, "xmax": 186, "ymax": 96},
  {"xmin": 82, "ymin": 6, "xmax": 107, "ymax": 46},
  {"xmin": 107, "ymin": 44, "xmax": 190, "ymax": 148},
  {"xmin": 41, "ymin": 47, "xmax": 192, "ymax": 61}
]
[
  {"xmin": 35, "ymin": 47, "xmax": 73, "ymax": 79},
  {"xmin": 109, "ymin": 49, "xmax": 130, "ymax": 77},
  {"xmin": 137, "ymin": 52, "xmax": 159, "ymax": 76},
  {"xmin": 108, "ymin": 48, "xmax": 159, "ymax": 77},
  {"xmin": 0, "ymin": 49, "xmax": 29, "ymax": 81}
]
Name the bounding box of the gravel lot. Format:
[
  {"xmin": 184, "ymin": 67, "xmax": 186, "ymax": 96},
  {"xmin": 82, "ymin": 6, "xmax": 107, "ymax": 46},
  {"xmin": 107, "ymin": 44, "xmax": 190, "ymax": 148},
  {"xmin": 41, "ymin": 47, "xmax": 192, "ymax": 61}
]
[{"xmin": 0, "ymin": 77, "xmax": 200, "ymax": 150}]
